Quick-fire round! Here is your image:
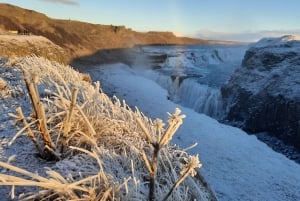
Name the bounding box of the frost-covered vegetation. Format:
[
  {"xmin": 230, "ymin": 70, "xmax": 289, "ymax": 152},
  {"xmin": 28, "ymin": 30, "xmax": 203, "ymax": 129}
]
[
  {"xmin": 0, "ymin": 56, "xmax": 210, "ymax": 200},
  {"xmin": 0, "ymin": 35, "xmax": 66, "ymax": 63}
]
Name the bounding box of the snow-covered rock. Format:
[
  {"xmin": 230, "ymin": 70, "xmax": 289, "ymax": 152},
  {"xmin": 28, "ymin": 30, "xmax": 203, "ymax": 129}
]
[
  {"xmin": 249, "ymin": 35, "xmax": 300, "ymax": 48},
  {"xmin": 221, "ymin": 35, "xmax": 300, "ymax": 150}
]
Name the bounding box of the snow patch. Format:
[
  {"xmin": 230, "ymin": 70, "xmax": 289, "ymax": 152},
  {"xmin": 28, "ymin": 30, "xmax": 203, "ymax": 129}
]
[{"xmin": 250, "ymin": 35, "xmax": 300, "ymax": 48}]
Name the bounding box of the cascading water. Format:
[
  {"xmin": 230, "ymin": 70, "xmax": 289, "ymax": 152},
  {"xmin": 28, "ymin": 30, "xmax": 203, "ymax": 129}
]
[
  {"xmin": 142, "ymin": 45, "xmax": 247, "ymax": 119},
  {"xmin": 177, "ymin": 79, "xmax": 223, "ymax": 118},
  {"xmin": 155, "ymin": 74, "xmax": 223, "ymax": 118}
]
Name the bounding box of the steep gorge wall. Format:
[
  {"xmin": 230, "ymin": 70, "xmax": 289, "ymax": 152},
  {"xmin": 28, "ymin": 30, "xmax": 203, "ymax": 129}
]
[{"xmin": 221, "ymin": 36, "xmax": 300, "ymax": 149}]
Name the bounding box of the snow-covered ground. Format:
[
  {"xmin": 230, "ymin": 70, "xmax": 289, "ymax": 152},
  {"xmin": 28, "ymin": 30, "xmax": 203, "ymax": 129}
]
[{"xmin": 86, "ymin": 63, "xmax": 300, "ymax": 201}]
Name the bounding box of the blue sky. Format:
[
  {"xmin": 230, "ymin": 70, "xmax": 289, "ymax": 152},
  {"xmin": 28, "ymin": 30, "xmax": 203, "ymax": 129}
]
[{"xmin": 1, "ymin": 0, "xmax": 300, "ymax": 41}]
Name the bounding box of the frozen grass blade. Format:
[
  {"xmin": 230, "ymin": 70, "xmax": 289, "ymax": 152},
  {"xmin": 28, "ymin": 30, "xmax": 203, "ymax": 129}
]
[
  {"xmin": 162, "ymin": 155, "xmax": 202, "ymax": 201},
  {"xmin": 15, "ymin": 107, "xmax": 42, "ymax": 153},
  {"xmin": 8, "ymin": 119, "xmax": 38, "ymax": 146},
  {"xmin": 61, "ymin": 88, "xmax": 78, "ymax": 152}
]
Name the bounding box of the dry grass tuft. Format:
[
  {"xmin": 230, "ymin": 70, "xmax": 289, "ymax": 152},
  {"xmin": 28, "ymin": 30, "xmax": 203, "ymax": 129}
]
[
  {"xmin": 81, "ymin": 73, "xmax": 92, "ymax": 83},
  {"xmin": 0, "ymin": 77, "xmax": 7, "ymax": 90}
]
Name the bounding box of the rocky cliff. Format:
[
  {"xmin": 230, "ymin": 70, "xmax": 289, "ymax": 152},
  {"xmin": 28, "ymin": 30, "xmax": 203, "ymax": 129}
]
[{"xmin": 221, "ymin": 35, "xmax": 300, "ymax": 150}]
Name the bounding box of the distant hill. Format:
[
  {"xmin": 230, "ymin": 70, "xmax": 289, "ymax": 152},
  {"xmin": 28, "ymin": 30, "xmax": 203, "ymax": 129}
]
[{"xmin": 0, "ymin": 3, "xmax": 239, "ymax": 63}]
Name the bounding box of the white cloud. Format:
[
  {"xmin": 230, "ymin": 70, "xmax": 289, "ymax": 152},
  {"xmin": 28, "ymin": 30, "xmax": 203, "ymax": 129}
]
[
  {"xmin": 39, "ymin": 0, "xmax": 79, "ymax": 6},
  {"xmin": 195, "ymin": 29, "xmax": 300, "ymax": 42}
]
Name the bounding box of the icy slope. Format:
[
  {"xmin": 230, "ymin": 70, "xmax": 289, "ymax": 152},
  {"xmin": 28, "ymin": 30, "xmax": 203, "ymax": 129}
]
[{"xmin": 91, "ymin": 63, "xmax": 300, "ymax": 201}]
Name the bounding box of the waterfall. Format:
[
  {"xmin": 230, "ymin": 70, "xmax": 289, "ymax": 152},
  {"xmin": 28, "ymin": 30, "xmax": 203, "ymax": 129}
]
[
  {"xmin": 155, "ymin": 74, "xmax": 223, "ymax": 119},
  {"xmin": 141, "ymin": 45, "xmax": 247, "ymax": 120},
  {"xmin": 179, "ymin": 79, "xmax": 223, "ymax": 118}
]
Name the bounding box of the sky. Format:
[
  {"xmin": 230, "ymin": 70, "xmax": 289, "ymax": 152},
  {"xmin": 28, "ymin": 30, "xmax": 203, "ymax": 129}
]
[{"xmin": 1, "ymin": 0, "xmax": 300, "ymax": 42}]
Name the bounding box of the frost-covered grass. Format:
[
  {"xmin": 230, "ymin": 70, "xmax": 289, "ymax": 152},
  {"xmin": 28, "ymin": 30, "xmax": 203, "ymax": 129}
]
[
  {"xmin": 0, "ymin": 56, "xmax": 210, "ymax": 200},
  {"xmin": 0, "ymin": 35, "xmax": 66, "ymax": 63}
]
